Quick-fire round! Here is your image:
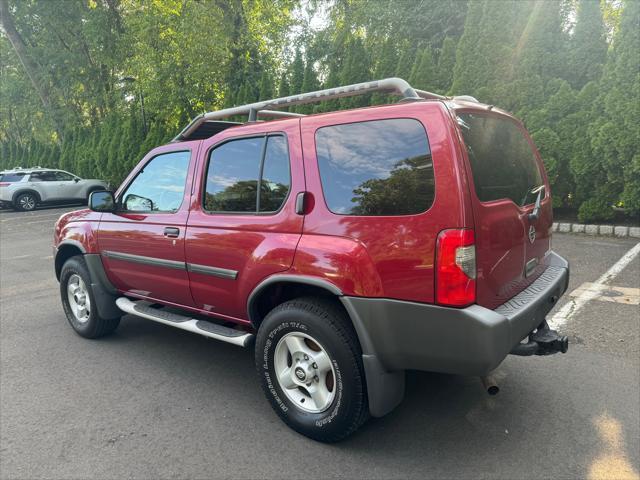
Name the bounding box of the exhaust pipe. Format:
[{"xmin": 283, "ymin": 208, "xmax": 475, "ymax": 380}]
[{"xmin": 480, "ymin": 375, "xmax": 499, "ymax": 395}]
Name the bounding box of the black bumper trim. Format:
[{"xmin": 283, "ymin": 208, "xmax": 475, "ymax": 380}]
[{"xmin": 343, "ymin": 250, "xmax": 569, "ymax": 378}]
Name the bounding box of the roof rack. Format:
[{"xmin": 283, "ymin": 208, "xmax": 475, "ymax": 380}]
[{"xmin": 173, "ymin": 77, "xmax": 448, "ymax": 142}]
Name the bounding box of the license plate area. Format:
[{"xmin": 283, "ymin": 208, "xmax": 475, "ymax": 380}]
[{"xmin": 525, "ymin": 258, "xmax": 538, "ymax": 277}]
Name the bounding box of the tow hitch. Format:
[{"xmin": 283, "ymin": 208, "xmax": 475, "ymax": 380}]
[{"xmin": 510, "ymin": 321, "xmax": 569, "ymax": 356}]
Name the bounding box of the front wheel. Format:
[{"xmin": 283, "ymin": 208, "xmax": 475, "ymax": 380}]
[
  {"xmin": 60, "ymin": 256, "xmax": 120, "ymax": 338},
  {"xmin": 255, "ymin": 297, "xmax": 369, "ymax": 442},
  {"xmin": 14, "ymin": 192, "xmax": 37, "ymax": 211}
]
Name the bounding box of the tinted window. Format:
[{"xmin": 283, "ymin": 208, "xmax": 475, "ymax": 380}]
[
  {"xmin": 204, "ymin": 137, "xmax": 262, "ymax": 212},
  {"xmin": 0, "ymin": 173, "xmax": 27, "ymax": 182},
  {"xmin": 204, "ymin": 135, "xmax": 291, "ymax": 213},
  {"xmin": 54, "ymin": 171, "xmax": 75, "ymax": 181},
  {"xmin": 29, "ymin": 171, "xmax": 57, "ymax": 182},
  {"xmin": 120, "ymin": 151, "xmax": 190, "ymax": 212},
  {"xmin": 259, "ymin": 136, "xmax": 290, "ymax": 212},
  {"xmin": 457, "ymin": 113, "xmax": 543, "ymax": 206},
  {"xmin": 315, "ymin": 118, "xmax": 434, "ymax": 215}
]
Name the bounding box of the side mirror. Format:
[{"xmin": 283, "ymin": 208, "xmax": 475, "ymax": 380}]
[
  {"xmin": 89, "ymin": 190, "xmax": 116, "ymax": 212},
  {"xmin": 74, "ymin": 178, "xmax": 80, "ymax": 183},
  {"xmin": 123, "ymin": 193, "xmax": 154, "ymax": 212}
]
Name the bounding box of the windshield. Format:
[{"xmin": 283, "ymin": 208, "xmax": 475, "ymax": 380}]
[{"xmin": 457, "ymin": 113, "xmax": 543, "ymax": 207}]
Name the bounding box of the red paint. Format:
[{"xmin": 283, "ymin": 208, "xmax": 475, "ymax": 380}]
[
  {"xmin": 54, "ymin": 99, "xmax": 555, "ymax": 324},
  {"xmin": 185, "ymin": 119, "xmax": 304, "ymax": 319},
  {"xmin": 450, "ymin": 105, "xmax": 553, "ymax": 309}
]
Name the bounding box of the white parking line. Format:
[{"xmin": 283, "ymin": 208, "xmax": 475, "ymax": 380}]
[{"xmin": 549, "ymin": 242, "xmax": 640, "ymax": 330}]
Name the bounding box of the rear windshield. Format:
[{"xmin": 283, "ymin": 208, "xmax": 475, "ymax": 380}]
[
  {"xmin": 0, "ymin": 172, "xmax": 27, "ymax": 182},
  {"xmin": 457, "ymin": 113, "xmax": 543, "ymax": 207}
]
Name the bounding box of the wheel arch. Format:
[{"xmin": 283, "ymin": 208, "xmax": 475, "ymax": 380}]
[
  {"xmin": 247, "ymin": 275, "xmax": 343, "ymax": 328},
  {"xmin": 12, "ymin": 189, "xmax": 41, "ymax": 204},
  {"xmin": 55, "ymin": 241, "xmax": 86, "ymax": 280}
]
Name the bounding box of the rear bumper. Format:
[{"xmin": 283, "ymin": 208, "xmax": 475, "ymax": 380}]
[{"xmin": 342, "ymin": 251, "xmax": 570, "ymax": 378}]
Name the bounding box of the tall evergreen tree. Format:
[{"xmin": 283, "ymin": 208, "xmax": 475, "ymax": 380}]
[
  {"xmin": 436, "ymin": 37, "xmax": 457, "ymax": 93},
  {"xmin": 409, "ymin": 47, "xmax": 436, "ymax": 91},
  {"xmin": 290, "ymin": 49, "xmax": 305, "ymax": 96},
  {"xmin": 584, "ymin": 0, "xmax": 640, "ymax": 220},
  {"xmin": 569, "ymin": 0, "xmax": 608, "ymax": 89}
]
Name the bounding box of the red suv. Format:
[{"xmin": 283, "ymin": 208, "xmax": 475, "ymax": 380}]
[{"xmin": 54, "ymin": 78, "xmax": 569, "ymax": 442}]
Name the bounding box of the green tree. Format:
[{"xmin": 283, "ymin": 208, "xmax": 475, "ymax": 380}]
[
  {"xmin": 569, "ymin": 0, "xmax": 608, "ymax": 89},
  {"xmin": 584, "ymin": 0, "xmax": 640, "ymax": 221},
  {"xmin": 435, "ymin": 37, "xmax": 457, "ymax": 93},
  {"xmin": 409, "ymin": 47, "xmax": 436, "ymax": 91}
]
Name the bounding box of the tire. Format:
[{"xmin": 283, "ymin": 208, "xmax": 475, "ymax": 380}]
[
  {"xmin": 14, "ymin": 192, "xmax": 38, "ymax": 211},
  {"xmin": 60, "ymin": 256, "xmax": 120, "ymax": 338},
  {"xmin": 255, "ymin": 297, "xmax": 369, "ymax": 442}
]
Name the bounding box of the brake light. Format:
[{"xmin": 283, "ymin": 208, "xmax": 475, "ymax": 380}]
[
  {"xmin": 436, "ymin": 229, "xmax": 476, "ymax": 307},
  {"xmin": 0, "ymin": 183, "xmax": 10, "ymax": 187}
]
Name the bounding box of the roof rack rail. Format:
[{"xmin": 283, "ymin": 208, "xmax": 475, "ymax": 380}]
[{"xmin": 174, "ymin": 77, "xmax": 449, "ymax": 142}]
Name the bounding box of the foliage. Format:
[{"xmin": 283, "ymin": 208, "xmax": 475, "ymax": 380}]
[{"xmin": 1, "ymin": 0, "xmax": 637, "ymax": 222}]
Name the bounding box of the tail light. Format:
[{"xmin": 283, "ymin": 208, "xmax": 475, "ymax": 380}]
[
  {"xmin": 435, "ymin": 229, "xmax": 476, "ymax": 307},
  {"xmin": 0, "ymin": 183, "xmax": 10, "ymax": 187}
]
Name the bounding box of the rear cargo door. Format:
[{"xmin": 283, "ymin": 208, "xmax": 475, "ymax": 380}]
[{"xmin": 456, "ymin": 111, "xmax": 552, "ymax": 309}]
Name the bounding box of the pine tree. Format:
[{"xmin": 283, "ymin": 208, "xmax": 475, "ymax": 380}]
[
  {"xmin": 451, "ymin": 0, "xmax": 534, "ymax": 101},
  {"xmin": 570, "ymin": 0, "xmax": 608, "ymax": 89},
  {"xmin": 409, "ymin": 47, "xmax": 436, "ymax": 91},
  {"xmin": 300, "ymin": 54, "xmax": 320, "ymax": 113},
  {"xmin": 290, "ymin": 49, "xmax": 304, "ymax": 96},
  {"xmin": 277, "ymin": 70, "xmax": 290, "ymax": 98},
  {"xmin": 372, "ymin": 38, "xmax": 398, "ymax": 104},
  {"xmin": 258, "ymin": 70, "xmax": 274, "ymax": 101},
  {"xmin": 339, "ymin": 36, "xmax": 371, "ymax": 108},
  {"xmin": 395, "ymin": 40, "xmax": 416, "ymax": 81},
  {"xmin": 436, "ymin": 37, "xmax": 456, "ymax": 93},
  {"xmin": 583, "ymin": 0, "xmax": 640, "ymax": 221}
]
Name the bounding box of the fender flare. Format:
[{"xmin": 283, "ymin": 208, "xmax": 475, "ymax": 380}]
[
  {"xmin": 12, "ymin": 189, "xmax": 41, "ymax": 204},
  {"xmin": 246, "ymin": 274, "xmax": 343, "ymax": 324}
]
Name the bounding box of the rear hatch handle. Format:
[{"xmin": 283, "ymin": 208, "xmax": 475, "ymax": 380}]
[{"xmin": 528, "ymin": 186, "xmax": 544, "ymax": 222}]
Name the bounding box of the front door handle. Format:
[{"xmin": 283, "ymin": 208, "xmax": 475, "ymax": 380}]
[{"xmin": 164, "ymin": 227, "xmax": 180, "ymax": 238}]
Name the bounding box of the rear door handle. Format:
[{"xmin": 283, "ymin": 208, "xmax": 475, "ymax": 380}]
[{"xmin": 164, "ymin": 227, "xmax": 180, "ymax": 238}]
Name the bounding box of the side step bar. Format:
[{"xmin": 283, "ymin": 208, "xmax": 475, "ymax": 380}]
[{"xmin": 115, "ymin": 297, "xmax": 254, "ymax": 347}]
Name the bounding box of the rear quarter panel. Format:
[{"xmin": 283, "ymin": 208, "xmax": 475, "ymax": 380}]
[{"xmin": 295, "ymin": 102, "xmax": 474, "ymax": 302}]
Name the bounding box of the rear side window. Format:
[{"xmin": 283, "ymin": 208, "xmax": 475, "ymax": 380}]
[
  {"xmin": 457, "ymin": 113, "xmax": 543, "ymax": 206},
  {"xmin": 204, "ymin": 135, "xmax": 291, "ymax": 214},
  {"xmin": 0, "ymin": 173, "xmax": 26, "ymax": 182},
  {"xmin": 29, "ymin": 171, "xmax": 57, "ymax": 182},
  {"xmin": 315, "ymin": 118, "xmax": 434, "ymax": 216}
]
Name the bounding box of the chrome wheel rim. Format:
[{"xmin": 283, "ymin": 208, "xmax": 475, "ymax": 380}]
[
  {"xmin": 19, "ymin": 195, "xmax": 35, "ymax": 210},
  {"xmin": 67, "ymin": 274, "xmax": 91, "ymax": 324},
  {"xmin": 274, "ymin": 332, "xmax": 336, "ymax": 413}
]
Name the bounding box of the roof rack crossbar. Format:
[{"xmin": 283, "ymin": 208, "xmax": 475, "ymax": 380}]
[{"xmin": 174, "ymin": 77, "xmax": 431, "ymax": 141}]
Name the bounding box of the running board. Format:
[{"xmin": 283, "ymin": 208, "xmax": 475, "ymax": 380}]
[{"xmin": 115, "ymin": 297, "xmax": 254, "ymax": 347}]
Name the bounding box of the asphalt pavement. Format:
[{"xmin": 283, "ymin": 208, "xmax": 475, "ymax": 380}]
[{"xmin": 1, "ymin": 206, "xmax": 638, "ymax": 480}]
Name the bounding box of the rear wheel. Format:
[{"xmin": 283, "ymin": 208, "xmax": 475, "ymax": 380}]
[
  {"xmin": 60, "ymin": 256, "xmax": 120, "ymax": 338},
  {"xmin": 14, "ymin": 192, "xmax": 37, "ymax": 211},
  {"xmin": 255, "ymin": 297, "xmax": 369, "ymax": 442}
]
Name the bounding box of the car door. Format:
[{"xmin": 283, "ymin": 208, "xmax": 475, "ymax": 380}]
[
  {"xmin": 53, "ymin": 171, "xmax": 83, "ymax": 200},
  {"xmin": 28, "ymin": 170, "xmax": 59, "ymax": 200},
  {"xmin": 98, "ymin": 147, "xmax": 197, "ymax": 306},
  {"xmin": 184, "ymin": 119, "xmax": 304, "ymax": 322}
]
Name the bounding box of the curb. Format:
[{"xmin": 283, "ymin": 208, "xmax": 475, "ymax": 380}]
[{"xmin": 553, "ymin": 222, "xmax": 640, "ymax": 238}]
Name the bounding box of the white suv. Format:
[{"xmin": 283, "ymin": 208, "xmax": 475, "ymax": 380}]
[{"xmin": 0, "ymin": 168, "xmax": 109, "ymax": 211}]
